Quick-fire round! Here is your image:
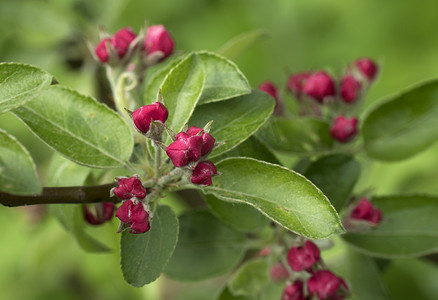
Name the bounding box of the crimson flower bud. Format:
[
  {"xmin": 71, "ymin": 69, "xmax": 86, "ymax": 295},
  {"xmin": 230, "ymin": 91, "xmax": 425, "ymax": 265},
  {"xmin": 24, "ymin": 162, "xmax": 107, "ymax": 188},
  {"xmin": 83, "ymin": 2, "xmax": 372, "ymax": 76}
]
[
  {"xmin": 132, "ymin": 102, "xmax": 169, "ymax": 134},
  {"xmin": 166, "ymin": 132, "xmax": 203, "ymax": 167},
  {"xmin": 308, "ymin": 270, "xmax": 349, "ymax": 300},
  {"xmin": 113, "ymin": 176, "xmax": 146, "ymax": 200},
  {"xmin": 83, "ymin": 203, "xmax": 115, "ymax": 225},
  {"xmin": 186, "ymin": 126, "xmax": 215, "ymax": 156},
  {"xmin": 287, "ymin": 72, "xmax": 311, "ymax": 99},
  {"xmin": 330, "ymin": 116, "xmax": 358, "ymax": 143},
  {"xmin": 302, "ymin": 71, "xmax": 336, "ymax": 103},
  {"xmin": 355, "ymin": 57, "xmax": 378, "ymax": 81},
  {"xmin": 340, "ymin": 75, "xmax": 362, "ymax": 103},
  {"xmin": 270, "ymin": 262, "xmax": 290, "ymax": 281},
  {"xmin": 143, "ymin": 25, "xmax": 175, "ymax": 61},
  {"xmin": 112, "ymin": 27, "xmax": 137, "ymax": 59},
  {"xmin": 115, "ymin": 199, "xmax": 150, "ymax": 234},
  {"xmin": 282, "ymin": 280, "xmax": 306, "ymax": 300},
  {"xmin": 258, "ymin": 81, "xmax": 284, "ymax": 115},
  {"xmin": 350, "ymin": 198, "xmax": 382, "ymax": 224},
  {"xmin": 287, "ymin": 240, "xmax": 321, "ymax": 272},
  {"xmin": 95, "ymin": 38, "xmax": 111, "ymax": 63},
  {"xmin": 191, "ymin": 161, "xmax": 217, "ymax": 186}
]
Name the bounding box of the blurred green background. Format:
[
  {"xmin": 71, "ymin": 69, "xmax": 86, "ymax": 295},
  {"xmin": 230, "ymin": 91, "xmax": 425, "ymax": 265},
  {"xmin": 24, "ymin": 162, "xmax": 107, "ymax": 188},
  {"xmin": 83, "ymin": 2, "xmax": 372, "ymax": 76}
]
[{"xmin": 1, "ymin": 0, "xmax": 438, "ymax": 299}]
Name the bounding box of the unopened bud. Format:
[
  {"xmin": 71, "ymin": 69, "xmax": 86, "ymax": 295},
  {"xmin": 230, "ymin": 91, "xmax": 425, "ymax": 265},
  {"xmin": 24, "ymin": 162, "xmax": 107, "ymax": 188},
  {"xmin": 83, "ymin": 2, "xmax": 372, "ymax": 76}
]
[
  {"xmin": 307, "ymin": 270, "xmax": 349, "ymax": 300},
  {"xmin": 350, "ymin": 198, "xmax": 382, "ymax": 224},
  {"xmin": 287, "ymin": 240, "xmax": 321, "ymax": 272},
  {"xmin": 166, "ymin": 132, "xmax": 203, "ymax": 167},
  {"xmin": 287, "ymin": 72, "xmax": 311, "ymax": 100},
  {"xmin": 115, "ymin": 199, "xmax": 150, "ymax": 234},
  {"xmin": 112, "ymin": 27, "xmax": 137, "ymax": 59},
  {"xmin": 330, "ymin": 116, "xmax": 358, "ymax": 143},
  {"xmin": 186, "ymin": 126, "xmax": 215, "ymax": 156},
  {"xmin": 132, "ymin": 102, "xmax": 169, "ymax": 134},
  {"xmin": 270, "ymin": 263, "xmax": 290, "ymax": 281},
  {"xmin": 143, "ymin": 25, "xmax": 175, "ymax": 61},
  {"xmin": 355, "ymin": 57, "xmax": 378, "ymax": 82},
  {"xmin": 340, "ymin": 75, "xmax": 362, "ymax": 103},
  {"xmin": 302, "ymin": 71, "xmax": 336, "ymax": 103},
  {"xmin": 113, "ymin": 176, "xmax": 146, "ymax": 200},
  {"xmin": 282, "ymin": 280, "xmax": 305, "ymax": 300},
  {"xmin": 191, "ymin": 161, "xmax": 217, "ymax": 186},
  {"xmin": 95, "ymin": 38, "xmax": 111, "ymax": 63},
  {"xmin": 258, "ymin": 81, "xmax": 284, "ymax": 115},
  {"xmin": 83, "ymin": 202, "xmax": 115, "ymax": 225}
]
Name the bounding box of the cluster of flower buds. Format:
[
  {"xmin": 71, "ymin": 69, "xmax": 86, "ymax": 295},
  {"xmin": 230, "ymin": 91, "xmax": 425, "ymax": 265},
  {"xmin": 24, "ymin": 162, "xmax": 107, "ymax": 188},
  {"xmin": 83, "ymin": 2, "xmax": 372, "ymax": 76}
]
[
  {"xmin": 83, "ymin": 202, "xmax": 115, "ymax": 225},
  {"xmin": 344, "ymin": 197, "xmax": 383, "ymax": 231},
  {"xmin": 166, "ymin": 126, "xmax": 218, "ymax": 186},
  {"xmin": 275, "ymin": 240, "xmax": 350, "ymax": 300},
  {"xmin": 112, "ymin": 175, "xmax": 151, "ymax": 234},
  {"xmin": 94, "ymin": 24, "xmax": 174, "ymax": 65}
]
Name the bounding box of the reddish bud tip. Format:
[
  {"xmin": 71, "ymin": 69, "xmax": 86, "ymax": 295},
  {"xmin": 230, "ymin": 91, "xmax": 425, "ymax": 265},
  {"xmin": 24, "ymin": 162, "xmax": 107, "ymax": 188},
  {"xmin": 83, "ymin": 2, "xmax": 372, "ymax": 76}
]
[
  {"xmin": 259, "ymin": 81, "xmax": 283, "ymax": 114},
  {"xmin": 95, "ymin": 38, "xmax": 111, "ymax": 63},
  {"xmin": 113, "ymin": 176, "xmax": 146, "ymax": 200},
  {"xmin": 340, "ymin": 75, "xmax": 362, "ymax": 103},
  {"xmin": 186, "ymin": 126, "xmax": 216, "ymax": 156},
  {"xmin": 282, "ymin": 280, "xmax": 306, "ymax": 300},
  {"xmin": 308, "ymin": 270, "xmax": 349, "ymax": 300},
  {"xmin": 191, "ymin": 161, "xmax": 217, "ymax": 186},
  {"xmin": 330, "ymin": 116, "xmax": 358, "ymax": 143},
  {"xmin": 355, "ymin": 57, "xmax": 378, "ymax": 81},
  {"xmin": 144, "ymin": 25, "xmax": 175, "ymax": 61},
  {"xmin": 302, "ymin": 71, "xmax": 336, "ymax": 103},
  {"xmin": 287, "ymin": 240, "xmax": 321, "ymax": 272},
  {"xmin": 166, "ymin": 132, "xmax": 203, "ymax": 167},
  {"xmin": 133, "ymin": 102, "xmax": 169, "ymax": 134},
  {"xmin": 115, "ymin": 200, "xmax": 150, "ymax": 234},
  {"xmin": 350, "ymin": 198, "xmax": 382, "ymax": 224},
  {"xmin": 287, "ymin": 72, "xmax": 311, "ymax": 99},
  {"xmin": 112, "ymin": 27, "xmax": 137, "ymax": 59},
  {"xmin": 83, "ymin": 202, "xmax": 115, "ymax": 225},
  {"xmin": 270, "ymin": 263, "xmax": 290, "ymax": 281}
]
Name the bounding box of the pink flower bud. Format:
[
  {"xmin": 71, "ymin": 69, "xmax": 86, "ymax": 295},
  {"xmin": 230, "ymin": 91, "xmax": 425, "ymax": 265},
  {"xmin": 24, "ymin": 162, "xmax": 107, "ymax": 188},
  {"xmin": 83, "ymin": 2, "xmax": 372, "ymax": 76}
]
[
  {"xmin": 287, "ymin": 72, "xmax": 311, "ymax": 99},
  {"xmin": 143, "ymin": 25, "xmax": 175, "ymax": 61},
  {"xmin": 166, "ymin": 132, "xmax": 203, "ymax": 167},
  {"xmin": 287, "ymin": 240, "xmax": 321, "ymax": 272},
  {"xmin": 95, "ymin": 38, "xmax": 111, "ymax": 63},
  {"xmin": 350, "ymin": 198, "xmax": 382, "ymax": 224},
  {"xmin": 282, "ymin": 280, "xmax": 306, "ymax": 300},
  {"xmin": 270, "ymin": 263, "xmax": 290, "ymax": 281},
  {"xmin": 116, "ymin": 199, "xmax": 151, "ymax": 234},
  {"xmin": 308, "ymin": 270, "xmax": 348, "ymax": 300},
  {"xmin": 113, "ymin": 176, "xmax": 146, "ymax": 200},
  {"xmin": 132, "ymin": 102, "xmax": 169, "ymax": 134},
  {"xmin": 112, "ymin": 27, "xmax": 137, "ymax": 59},
  {"xmin": 191, "ymin": 161, "xmax": 217, "ymax": 186},
  {"xmin": 302, "ymin": 71, "xmax": 336, "ymax": 103},
  {"xmin": 340, "ymin": 75, "xmax": 362, "ymax": 103},
  {"xmin": 186, "ymin": 126, "xmax": 215, "ymax": 156},
  {"xmin": 258, "ymin": 81, "xmax": 283, "ymax": 115},
  {"xmin": 330, "ymin": 116, "xmax": 358, "ymax": 143},
  {"xmin": 83, "ymin": 202, "xmax": 115, "ymax": 225},
  {"xmin": 355, "ymin": 57, "xmax": 378, "ymax": 81}
]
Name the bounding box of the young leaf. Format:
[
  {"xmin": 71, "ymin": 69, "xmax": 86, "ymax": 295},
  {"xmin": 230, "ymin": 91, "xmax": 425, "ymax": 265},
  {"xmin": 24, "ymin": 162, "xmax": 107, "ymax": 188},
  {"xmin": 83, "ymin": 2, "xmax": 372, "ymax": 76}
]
[
  {"xmin": 228, "ymin": 259, "xmax": 269, "ymax": 297},
  {"xmin": 0, "ymin": 62, "xmax": 52, "ymax": 114},
  {"xmin": 204, "ymin": 194, "xmax": 270, "ymax": 233},
  {"xmin": 304, "ymin": 154, "xmax": 361, "ymax": 212},
  {"xmin": 121, "ymin": 205, "xmax": 179, "ymax": 287},
  {"xmin": 164, "ymin": 210, "xmax": 246, "ymax": 281},
  {"xmin": 342, "ymin": 195, "xmax": 438, "ymax": 258},
  {"xmin": 189, "ymin": 90, "xmax": 274, "ymax": 158},
  {"xmin": 197, "ymin": 51, "xmax": 251, "ymax": 104},
  {"xmin": 217, "ymin": 29, "xmax": 270, "ymax": 60},
  {"xmin": 160, "ymin": 53, "xmax": 205, "ymax": 143},
  {"xmin": 363, "ymin": 80, "xmax": 438, "ymax": 161},
  {"xmin": 0, "ymin": 129, "xmax": 41, "ymax": 195},
  {"xmin": 13, "ymin": 85, "xmax": 134, "ymax": 168},
  {"xmin": 257, "ymin": 118, "xmax": 333, "ymax": 155},
  {"xmin": 205, "ymin": 158, "xmax": 344, "ymax": 239}
]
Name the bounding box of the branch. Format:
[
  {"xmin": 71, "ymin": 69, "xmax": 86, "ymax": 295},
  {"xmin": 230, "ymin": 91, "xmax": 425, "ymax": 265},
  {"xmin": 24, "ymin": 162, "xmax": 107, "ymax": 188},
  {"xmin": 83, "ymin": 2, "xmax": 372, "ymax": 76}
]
[{"xmin": 0, "ymin": 183, "xmax": 116, "ymax": 207}]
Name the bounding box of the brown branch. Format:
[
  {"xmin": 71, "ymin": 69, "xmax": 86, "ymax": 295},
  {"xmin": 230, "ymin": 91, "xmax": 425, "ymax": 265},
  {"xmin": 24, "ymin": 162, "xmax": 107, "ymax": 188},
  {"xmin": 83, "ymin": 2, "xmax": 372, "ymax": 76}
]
[{"xmin": 0, "ymin": 183, "xmax": 117, "ymax": 207}]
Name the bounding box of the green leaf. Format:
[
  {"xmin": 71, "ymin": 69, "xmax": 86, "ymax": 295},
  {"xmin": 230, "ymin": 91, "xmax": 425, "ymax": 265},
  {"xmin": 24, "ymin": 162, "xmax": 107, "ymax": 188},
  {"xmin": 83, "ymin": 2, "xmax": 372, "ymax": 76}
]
[
  {"xmin": 121, "ymin": 205, "xmax": 179, "ymax": 287},
  {"xmin": 164, "ymin": 210, "xmax": 246, "ymax": 281},
  {"xmin": 161, "ymin": 53, "xmax": 205, "ymax": 143},
  {"xmin": 363, "ymin": 80, "xmax": 438, "ymax": 161},
  {"xmin": 0, "ymin": 63, "xmax": 52, "ymax": 114},
  {"xmin": 189, "ymin": 90, "xmax": 274, "ymax": 158},
  {"xmin": 217, "ymin": 282, "xmax": 284, "ymax": 300},
  {"xmin": 304, "ymin": 154, "xmax": 361, "ymax": 212},
  {"xmin": 212, "ymin": 136, "xmax": 280, "ymax": 165},
  {"xmin": 197, "ymin": 51, "xmax": 251, "ymax": 104},
  {"xmin": 0, "ymin": 129, "xmax": 41, "ymax": 195},
  {"xmin": 342, "ymin": 195, "xmax": 438, "ymax": 258},
  {"xmin": 228, "ymin": 259, "xmax": 269, "ymax": 297},
  {"xmin": 257, "ymin": 118, "xmax": 333, "ymax": 155},
  {"xmin": 143, "ymin": 55, "xmax": 187, "ymax": 105},
  {"xmin": 217, "ymin": 29, "xmax": 270, "ymax": 60},
  {"xmin": 204, "ymin": 194, "xmax": 270, "ymax": 233},
  {"xmin": 47, "ymin": 154, "xmax": 110, "ymax": 253},
  {"xmin": 13, "ymin": 85, "xmax": 133, "ymax": 168},
  {"xmin": 205, "ymin": 158, "xmax": 344, "ymax": 239}
]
